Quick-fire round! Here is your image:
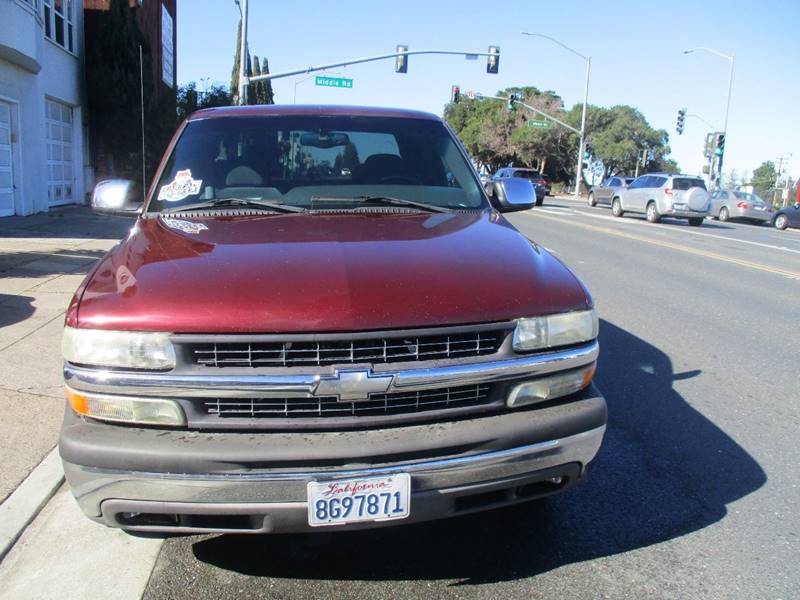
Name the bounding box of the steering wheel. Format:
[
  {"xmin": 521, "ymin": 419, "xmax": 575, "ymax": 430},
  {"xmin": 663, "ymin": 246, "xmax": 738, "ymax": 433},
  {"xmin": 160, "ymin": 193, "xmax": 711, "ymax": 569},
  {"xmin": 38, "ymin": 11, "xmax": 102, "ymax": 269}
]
[{"xmin": 378, "ymin": 175, "xmax": 422, "ymax": 185}]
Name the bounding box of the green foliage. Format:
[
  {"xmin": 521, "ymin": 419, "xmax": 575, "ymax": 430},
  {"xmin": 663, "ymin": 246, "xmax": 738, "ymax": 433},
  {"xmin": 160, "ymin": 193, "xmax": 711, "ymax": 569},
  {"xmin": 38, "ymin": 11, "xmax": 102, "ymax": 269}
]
[
  {"xmin": 751, "ymin": 161, "xmax": 777, "ymax": 199},
  {"xmin": 445, "ymin": 89, "xmax": 677, "ymax": 185},
  {"xmin": 230, "ymin": 20, "xmax": 275, "ymax": 105},
  {"xmin": 176, "ymin": 82, "xmax": 233, "ymax": 122},
  {"xmin": 85, "ymin": 0, "xmax": 176, "ymax": 181}
]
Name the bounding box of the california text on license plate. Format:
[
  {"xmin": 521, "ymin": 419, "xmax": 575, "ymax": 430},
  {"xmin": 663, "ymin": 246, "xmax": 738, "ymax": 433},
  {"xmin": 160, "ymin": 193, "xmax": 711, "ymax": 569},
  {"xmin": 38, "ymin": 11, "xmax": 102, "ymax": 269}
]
[{"xmin": 307, "ymin": 474, "xmax": 411, "ymax": 527}]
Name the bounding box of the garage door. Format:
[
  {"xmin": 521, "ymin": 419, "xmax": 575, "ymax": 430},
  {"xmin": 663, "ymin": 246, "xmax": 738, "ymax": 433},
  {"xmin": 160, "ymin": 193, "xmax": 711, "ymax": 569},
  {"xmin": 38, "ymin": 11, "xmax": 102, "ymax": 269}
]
[
  {"xmin": 46, "ymin": 98, "xmax": 74, "ymax": 206},
  {"xmin": 0, "ymin": 101, "xmax": 13, "ymax": 217}
]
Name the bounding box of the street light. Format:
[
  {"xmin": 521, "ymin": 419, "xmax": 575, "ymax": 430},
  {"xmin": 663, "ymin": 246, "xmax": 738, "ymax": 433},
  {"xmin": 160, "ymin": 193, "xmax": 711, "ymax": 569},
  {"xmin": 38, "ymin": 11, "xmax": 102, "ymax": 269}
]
[
  {"xmin": 234, "ymin": 0, "xmax": 249, "ymax": 105},
  {"xmin": 683, "ymin": 47, "xmax": 734, "ymax": 183},
  {"xmin": 521, "ymin": 32, "xmax": 591, "ymax": 198}
]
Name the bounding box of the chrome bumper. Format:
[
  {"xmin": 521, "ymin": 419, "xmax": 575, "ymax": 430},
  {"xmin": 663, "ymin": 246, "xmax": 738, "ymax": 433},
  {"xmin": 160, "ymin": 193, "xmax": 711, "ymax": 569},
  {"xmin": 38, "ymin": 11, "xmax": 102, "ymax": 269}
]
[
  {"xmin": 63, "ymin": 424, "xmax": 606, "ymax": 534},
  {"xmin": 64, "ymin": 341, "xmax": 599, "ymax": 399}
]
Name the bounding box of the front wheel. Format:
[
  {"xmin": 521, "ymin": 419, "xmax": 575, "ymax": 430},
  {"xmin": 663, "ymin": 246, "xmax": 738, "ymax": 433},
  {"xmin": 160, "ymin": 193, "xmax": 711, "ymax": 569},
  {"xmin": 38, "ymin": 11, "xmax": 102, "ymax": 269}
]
[
  {"xmin": 588, "ymin": 192, "xmax": 597, "ymax": 207},
  {"xmin": 611, "ymin": 198, "xmax": 624, "ymax": 217},
  {"xmin": 719, "ymin": 207, "xmax": 730, "ymax": 222},
  {"xmin": 774, "ymin": 215, "xmax": 789, "ymax": 230},
  {"xmin": 646, "ymin": 202, "xmax": 661, "ymax": 223},
  {"xmin": 688, "ymin": 217, "xmax": 704, "ymax": 227}
]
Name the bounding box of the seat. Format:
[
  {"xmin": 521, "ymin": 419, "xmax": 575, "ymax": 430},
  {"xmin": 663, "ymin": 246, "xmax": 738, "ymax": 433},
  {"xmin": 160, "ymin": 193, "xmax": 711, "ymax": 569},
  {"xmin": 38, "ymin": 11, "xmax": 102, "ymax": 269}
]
[
  {"xmin": 357, "ymin": 154, "xmax": 413, "ymax": 184},
  {"xmin": 225, "ymin": 165, "xmax": 263, "ymax": 187}
]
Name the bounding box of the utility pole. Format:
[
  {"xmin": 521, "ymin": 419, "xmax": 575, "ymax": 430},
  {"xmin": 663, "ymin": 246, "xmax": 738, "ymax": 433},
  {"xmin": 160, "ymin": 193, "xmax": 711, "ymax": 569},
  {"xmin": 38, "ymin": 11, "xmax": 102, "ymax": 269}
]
[
  {"xmin": 775, "ymin": 155, "xmax": 791, "ymax": 207},
  {"xmin": 237, "ymin": 0, "xmax": 249, "ymax": 105},
  {"xmin": 521, "ymin": 32, "xmax": 590, "ymax": 199}
]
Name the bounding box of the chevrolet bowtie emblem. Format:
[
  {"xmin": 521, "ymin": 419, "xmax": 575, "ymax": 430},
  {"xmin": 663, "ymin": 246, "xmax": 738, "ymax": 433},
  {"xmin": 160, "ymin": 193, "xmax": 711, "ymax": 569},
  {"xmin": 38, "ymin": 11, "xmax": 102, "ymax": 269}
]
[{"xmin": 314, "ymin": 369, "xmax": 394, "ymax": 401}]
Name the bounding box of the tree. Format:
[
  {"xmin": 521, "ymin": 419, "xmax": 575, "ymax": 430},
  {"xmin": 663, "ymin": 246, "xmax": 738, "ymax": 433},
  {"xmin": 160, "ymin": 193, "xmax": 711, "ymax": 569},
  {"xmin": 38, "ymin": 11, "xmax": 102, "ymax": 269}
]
[
  {"xmin": 445, "ymin": 90, "xmax": 677, "ymax": 187},
  {"xmin": 85, "ymin": 0, "xmax": 175, "ymax": 181},
  {"xmin": 569, "ymin": 105, "xmax": 675, "ymax": 182},
  {"xmin": 230, "ymin": 19, "xmax": 243, "ymax": 103},
  {"xmin": 177, "ymin": 82, "xmax": 232, "ymax": 122},
  {"xmin": 751, "ymin": 161, "xmax": 777, "ymax": 200},
  {"xmin": 230, "ymin": 21, "xmax": 275, "ymax": 105},
  {"xmin": 341, "ymin": 143, "xmax": 360, "ymax": 170}
]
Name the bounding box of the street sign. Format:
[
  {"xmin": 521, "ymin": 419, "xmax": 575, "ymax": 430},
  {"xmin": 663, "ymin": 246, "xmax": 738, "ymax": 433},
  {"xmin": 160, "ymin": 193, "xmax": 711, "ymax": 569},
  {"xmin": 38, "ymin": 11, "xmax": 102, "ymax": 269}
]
[
  {"xmin": 527, "ymin": 120, "xmax": 552, "ymax": 129},
  {"xmin": 315, "ymin": 76, "xmax": 353, "ymax": 89}
]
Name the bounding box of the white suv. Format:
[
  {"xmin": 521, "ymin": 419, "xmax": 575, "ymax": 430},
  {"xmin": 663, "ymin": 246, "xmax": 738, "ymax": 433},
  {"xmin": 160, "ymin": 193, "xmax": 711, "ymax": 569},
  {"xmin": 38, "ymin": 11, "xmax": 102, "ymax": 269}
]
[{"xmin": 611, "ymin": 173, "xmax": 710, "ymax": 226}]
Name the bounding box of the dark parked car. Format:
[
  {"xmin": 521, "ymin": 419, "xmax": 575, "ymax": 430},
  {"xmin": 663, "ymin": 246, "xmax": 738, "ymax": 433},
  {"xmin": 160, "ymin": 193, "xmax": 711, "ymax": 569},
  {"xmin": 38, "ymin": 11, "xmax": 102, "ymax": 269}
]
[
  {"xmin": 490, "ymin": 167, "xmax": 546, "ymax": 205},
  {"xmin": 588, "ymin": 176, "xmax": 634, "ymax": 207},
  {"xmin": 60, "ymin": 105, "xmax": 606, "ymax": 535},
  {"xmin": 772, "ymin": 202, "xmax": 800, "ymax": 230}
]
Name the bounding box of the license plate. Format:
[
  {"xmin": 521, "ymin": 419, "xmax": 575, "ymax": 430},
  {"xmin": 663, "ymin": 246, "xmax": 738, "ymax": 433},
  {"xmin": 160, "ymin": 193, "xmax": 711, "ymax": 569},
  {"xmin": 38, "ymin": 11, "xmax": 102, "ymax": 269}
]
[{"xmin": 307, "ymin": 474, "xmax": 410, "ymax": 527}]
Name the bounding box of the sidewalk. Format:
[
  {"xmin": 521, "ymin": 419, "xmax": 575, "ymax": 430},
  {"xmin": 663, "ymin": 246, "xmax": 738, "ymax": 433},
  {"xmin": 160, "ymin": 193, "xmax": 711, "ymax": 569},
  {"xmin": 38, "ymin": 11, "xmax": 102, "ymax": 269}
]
[{"xmin": 0, "ymin": 206, "xmax": 132, "ymax": 503}]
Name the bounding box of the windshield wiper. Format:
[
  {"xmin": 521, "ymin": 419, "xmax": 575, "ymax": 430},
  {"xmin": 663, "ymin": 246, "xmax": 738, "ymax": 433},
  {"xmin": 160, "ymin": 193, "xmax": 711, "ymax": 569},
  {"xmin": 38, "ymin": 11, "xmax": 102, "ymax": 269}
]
[
  {"xmin": 310, "ymin": 195, "xmax": 449, "ymax": 213},
  {"xmin": 165, "ymin": 197, "xmax": 305, "ymax": 214}
]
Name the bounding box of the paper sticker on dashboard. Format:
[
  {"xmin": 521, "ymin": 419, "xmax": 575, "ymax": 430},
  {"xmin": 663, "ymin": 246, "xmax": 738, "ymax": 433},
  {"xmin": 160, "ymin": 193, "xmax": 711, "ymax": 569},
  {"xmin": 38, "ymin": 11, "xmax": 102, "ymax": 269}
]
[{"xmin": 158, "ymin": 169, "xmax": 203, "ymax": 202}]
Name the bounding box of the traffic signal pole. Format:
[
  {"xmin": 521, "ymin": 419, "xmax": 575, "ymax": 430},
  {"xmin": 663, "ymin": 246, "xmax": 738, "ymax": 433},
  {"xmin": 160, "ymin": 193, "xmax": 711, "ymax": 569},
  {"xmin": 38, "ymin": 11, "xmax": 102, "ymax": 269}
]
[
  {"xmin": 247, "ymin": 49, "xmax": 500, "ymax": 83},
  {"xmin": 478, "ymin": 94, "xmax": 580, "ymax": 134}
]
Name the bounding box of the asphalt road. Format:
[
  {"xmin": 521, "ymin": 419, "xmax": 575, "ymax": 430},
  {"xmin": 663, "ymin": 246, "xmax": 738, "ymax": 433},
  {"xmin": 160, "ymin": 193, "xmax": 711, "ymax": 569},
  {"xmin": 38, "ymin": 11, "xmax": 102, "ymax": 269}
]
[{"xmin": 142, "ymin": 201, "xmax": 799, "ymax": 600}]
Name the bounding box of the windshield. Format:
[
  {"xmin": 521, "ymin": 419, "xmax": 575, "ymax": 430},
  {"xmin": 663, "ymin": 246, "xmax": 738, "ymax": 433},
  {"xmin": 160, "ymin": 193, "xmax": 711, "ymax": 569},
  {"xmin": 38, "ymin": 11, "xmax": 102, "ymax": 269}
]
[
  {"xmin": 148, "ymin": 116, "xmax": 485, "ymax": 212},
  {"xmin": 673, "ymin": 177, "xmax": 707, "ymax": 191},
  {"xmin": 511, "ymin": 170, "xmax": 541, "ymax": 180},
  {"xmin": 733, "ymin": 191, "xmax": 764, "ymax": 204}
]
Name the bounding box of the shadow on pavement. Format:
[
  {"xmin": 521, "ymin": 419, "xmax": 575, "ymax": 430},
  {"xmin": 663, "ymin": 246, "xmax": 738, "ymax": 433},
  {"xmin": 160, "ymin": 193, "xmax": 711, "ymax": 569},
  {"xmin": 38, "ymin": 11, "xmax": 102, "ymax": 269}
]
[
  {"xmin": 0, "ymin": 247, "xmax": 110, "ymax": 275},
  {"xmin": 0, "ymin": 205, "xmax": 132, "ymax": 241},
  {"xmin": 0, "ymin": 294, "xmax": 35, "ymax": 328},
  {"xmin": 187, "ymin": 320, "xmax": 766, "ymax": 585}
]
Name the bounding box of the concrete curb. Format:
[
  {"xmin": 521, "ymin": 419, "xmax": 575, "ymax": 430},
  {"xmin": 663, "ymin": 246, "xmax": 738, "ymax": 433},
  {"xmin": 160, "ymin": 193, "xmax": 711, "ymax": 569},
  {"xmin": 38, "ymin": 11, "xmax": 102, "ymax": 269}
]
[{"xmin": 0, "ymin": 447, "xmax": 64, "ymax": 562}]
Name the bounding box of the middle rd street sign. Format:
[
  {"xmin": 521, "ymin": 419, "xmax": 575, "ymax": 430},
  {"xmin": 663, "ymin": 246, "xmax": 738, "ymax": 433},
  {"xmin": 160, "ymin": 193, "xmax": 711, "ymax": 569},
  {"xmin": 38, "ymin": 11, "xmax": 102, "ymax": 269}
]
[
  {"xmin": 315, "ymin": 76, "xmax": 354, "ymax": 89},
  {"xmin": 527, "ymin": 120, "xmax": 552, "ymax": 129}
]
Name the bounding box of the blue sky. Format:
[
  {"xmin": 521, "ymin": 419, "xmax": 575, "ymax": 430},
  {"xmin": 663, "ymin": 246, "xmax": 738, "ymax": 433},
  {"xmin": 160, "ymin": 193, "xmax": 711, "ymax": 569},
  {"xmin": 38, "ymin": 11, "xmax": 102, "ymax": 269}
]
[{"xmin": 178, "ymin": 0, "xmax": 800, "ymax": 182}]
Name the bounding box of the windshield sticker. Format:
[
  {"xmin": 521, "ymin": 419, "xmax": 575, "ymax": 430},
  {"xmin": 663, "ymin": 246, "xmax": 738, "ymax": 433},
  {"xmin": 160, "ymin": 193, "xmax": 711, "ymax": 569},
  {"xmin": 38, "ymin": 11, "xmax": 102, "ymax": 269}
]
[
  {"xmin": 160, "ymin": 217, "xmax": 208, "ymax": 235},
  {"xmin": 158, "ymin": 169, "xmax": 203, "ymax": 202}
]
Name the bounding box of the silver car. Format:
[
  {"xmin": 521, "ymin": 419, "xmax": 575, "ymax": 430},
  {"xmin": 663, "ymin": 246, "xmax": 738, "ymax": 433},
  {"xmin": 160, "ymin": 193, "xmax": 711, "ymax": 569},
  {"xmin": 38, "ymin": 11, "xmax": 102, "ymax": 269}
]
[
  {"xmin": 612, "ymin": 173, "xmax": 710, "ymax": 226},
  {"xmin": 588, "ymin": 176, "xmax": 634, "ymax": 207},
  {"xmin": 710, "ymin": 189, "xmax": 773, "ymax": 223}
]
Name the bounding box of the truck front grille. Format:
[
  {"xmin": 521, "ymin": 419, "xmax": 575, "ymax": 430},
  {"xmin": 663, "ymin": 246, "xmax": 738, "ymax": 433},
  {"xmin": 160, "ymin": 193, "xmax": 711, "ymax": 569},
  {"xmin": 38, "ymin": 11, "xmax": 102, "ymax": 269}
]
[
  {"xmin": 204, "ymin": 384, "xmax": 491, "ymax": 418},
  {"xmin": 189, "ymin": 330, "xmax": 506, "ymax": 368}
]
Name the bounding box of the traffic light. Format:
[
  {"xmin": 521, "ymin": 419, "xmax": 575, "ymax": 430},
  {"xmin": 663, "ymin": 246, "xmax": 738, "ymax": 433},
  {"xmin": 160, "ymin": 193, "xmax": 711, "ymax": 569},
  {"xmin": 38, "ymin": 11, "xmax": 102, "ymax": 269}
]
[
  {"xmin": 395, "ymin": 45, "xmax": 408, "ymax": 73},
  {"xmin": 583, "ymin": 142, "xmax": 593, "ymax": 161},
  {"xmin": 487, "ymin": 46, "xmax": 500, "ymax": 74},
  {"xmin": 676, "ymin": 108, "xmax": 686, "ymax": 135},
  {"xmin": 451, "ymin": 85, "xmax": 460, "ymax": 104},
  {"xmin": 714, "ymin": 133, "xmax": 725, "ymax": 156},
  {"xmin": 507, "ymin": 92, "xmax": 515, "ymax": 111}
]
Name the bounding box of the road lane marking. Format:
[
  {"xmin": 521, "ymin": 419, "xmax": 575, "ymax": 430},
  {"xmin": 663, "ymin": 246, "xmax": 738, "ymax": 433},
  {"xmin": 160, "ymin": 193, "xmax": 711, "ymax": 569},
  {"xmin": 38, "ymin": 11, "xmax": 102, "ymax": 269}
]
[
  {"xmin": 568, "ymin": 210, "xmax": 800, "ymax": 255},
  {"xmin": 520, "ymin": 211, "xmax": 800, "ymax": 280}
]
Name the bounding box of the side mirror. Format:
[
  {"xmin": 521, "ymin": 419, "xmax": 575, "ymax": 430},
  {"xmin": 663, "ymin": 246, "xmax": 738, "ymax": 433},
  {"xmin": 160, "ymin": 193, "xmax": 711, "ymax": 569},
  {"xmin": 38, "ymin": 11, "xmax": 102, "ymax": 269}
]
[
  {"xmin": 489, "ymin": 178, "xmax": 536, "ymax": 212},
  {"xmin": 91, "ymin": 180, "xmax": 142, "ymax": 216}
]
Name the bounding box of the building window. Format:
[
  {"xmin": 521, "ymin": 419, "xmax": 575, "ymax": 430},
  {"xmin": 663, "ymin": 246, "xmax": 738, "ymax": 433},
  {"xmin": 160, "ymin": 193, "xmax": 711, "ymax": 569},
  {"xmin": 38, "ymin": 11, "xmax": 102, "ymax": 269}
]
[
  {"xmin": 46, "ymin": 99, "xmax": 74, "ymax": 206},
  {"xmin": 43, "ymin": 0, "xmax": 74, "ymax": 53}
]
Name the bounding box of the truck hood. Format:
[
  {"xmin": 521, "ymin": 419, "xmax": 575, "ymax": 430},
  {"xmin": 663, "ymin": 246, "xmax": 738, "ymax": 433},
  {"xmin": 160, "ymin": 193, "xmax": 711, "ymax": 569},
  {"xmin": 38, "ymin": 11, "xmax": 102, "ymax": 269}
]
[{"xmin": 75, "ymin": 211, "xmax": 591, "ymax": 333}]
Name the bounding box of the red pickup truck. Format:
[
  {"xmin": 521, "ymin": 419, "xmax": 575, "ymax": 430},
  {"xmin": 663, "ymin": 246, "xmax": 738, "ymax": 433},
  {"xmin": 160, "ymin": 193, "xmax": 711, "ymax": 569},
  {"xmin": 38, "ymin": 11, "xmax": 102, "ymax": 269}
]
[{"xmin": 59, "ymin": 105, "xmax": 606, "ymax": 534}]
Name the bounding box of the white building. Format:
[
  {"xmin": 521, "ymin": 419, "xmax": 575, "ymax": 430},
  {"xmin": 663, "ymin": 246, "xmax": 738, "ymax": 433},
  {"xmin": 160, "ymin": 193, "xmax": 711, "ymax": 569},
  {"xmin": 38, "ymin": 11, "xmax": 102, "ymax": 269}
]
[{"xmin": 0, "ymin": 0, "xmax": 88, "ymax": 217}]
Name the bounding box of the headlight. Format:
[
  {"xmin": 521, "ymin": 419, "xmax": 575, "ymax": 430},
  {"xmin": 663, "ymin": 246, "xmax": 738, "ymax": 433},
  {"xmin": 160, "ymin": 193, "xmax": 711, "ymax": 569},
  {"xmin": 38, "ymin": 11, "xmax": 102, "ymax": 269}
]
[
  {"xmin": 66, "ymin": 387, "xmax": 186, "ymax": 426},
  {"xmin": 513, "ymin": 309, "xmax": 598, "ymax": 352},
  {"xmin": 62, "ymin": 327, "xmax": 176, "ymax": 370}
]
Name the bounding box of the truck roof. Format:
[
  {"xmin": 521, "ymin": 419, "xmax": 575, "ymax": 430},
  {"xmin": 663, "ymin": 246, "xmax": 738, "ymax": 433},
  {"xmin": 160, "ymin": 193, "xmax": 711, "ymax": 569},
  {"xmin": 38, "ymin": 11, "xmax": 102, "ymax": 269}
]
[{"xmin": 187, "ymin": 104, "xmax": 441, "ymax": 122}]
